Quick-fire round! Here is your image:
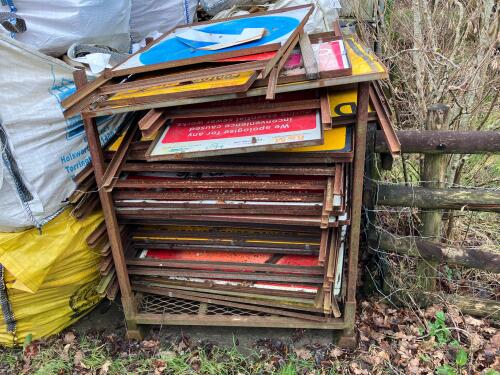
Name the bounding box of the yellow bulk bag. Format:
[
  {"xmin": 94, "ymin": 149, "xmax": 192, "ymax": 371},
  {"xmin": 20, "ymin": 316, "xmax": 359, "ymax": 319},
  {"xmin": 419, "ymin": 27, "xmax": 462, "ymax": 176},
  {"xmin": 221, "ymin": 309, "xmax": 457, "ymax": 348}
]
[{"xmin": 0, "ymin": 209, "xmax": 104, "ymax": 346}]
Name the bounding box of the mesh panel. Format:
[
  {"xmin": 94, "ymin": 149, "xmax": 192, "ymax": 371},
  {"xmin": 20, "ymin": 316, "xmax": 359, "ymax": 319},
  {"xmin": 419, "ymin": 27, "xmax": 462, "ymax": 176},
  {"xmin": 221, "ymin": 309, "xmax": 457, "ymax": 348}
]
[
  {"xmin": 206, "ymin": 303, "xmax": 270, "ymax": 317},
  {"xmin": 138, "ymin": 294, "xmax": 271, "ymax": 317},
  {"xmin": 139, "ymin": 294, "xmax": 200, "ymax": 315}
]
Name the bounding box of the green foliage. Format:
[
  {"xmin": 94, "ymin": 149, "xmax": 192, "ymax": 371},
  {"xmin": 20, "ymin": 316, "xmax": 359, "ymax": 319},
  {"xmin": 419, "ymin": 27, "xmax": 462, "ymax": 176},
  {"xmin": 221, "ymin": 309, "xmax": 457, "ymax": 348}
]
[
  {"xmin": 23, "ymin": 333, "xmax": 32, "ymax": 350},
  {"xmin": 278, "ymin": 361, "xmax": 297, "ymax": 375},
  {"xmin": 420, "ymin": 354, "xmax": 431, "ymax": 363},
  {"xmin": 455, "ymin": 348, "xmax": 468, "ymax": 367},
  {"xmin": 384, "ymin": 0, "xmax": 395, "ymax": 25},
  {"xmin": 428, "ymin": 311, "xmax": 451, "ymax": 345},
  {"xmin": 436, "ymin": 364, "xmax": 457, "ymax": 375}
]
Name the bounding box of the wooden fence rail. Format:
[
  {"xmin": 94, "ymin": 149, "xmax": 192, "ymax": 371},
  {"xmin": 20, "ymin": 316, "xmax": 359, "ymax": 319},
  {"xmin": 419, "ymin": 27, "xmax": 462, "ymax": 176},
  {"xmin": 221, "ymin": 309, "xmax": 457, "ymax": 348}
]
[
  {"xmin": 369, "ymin": 127, "xmax": 500, "ymax": 315},
  {"xmin": 375, "ymin": 130, "xmax": 500, "ymax": 154},
  {"xmin": 370, "ymin": 231, "xmax": 500, "ymax": 274},
  {"xmin": 375, "ymin": 184, "xmax": 500, "ymax": 212}
]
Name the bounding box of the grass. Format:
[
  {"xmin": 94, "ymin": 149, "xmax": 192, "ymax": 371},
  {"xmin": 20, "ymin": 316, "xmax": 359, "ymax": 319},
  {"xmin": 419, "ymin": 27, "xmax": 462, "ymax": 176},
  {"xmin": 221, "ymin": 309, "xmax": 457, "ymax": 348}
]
[
  {"xmin": 1, "ymin": 297, "xmax": 499, "ymax": 375},
  {"xmin": 0, "ymin": 333, "xmax": 343, "ymax": 375}
]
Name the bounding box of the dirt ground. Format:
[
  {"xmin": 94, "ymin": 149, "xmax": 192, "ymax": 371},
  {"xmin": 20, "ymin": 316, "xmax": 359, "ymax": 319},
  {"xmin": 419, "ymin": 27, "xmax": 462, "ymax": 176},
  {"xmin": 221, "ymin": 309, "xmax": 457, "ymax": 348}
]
[
  {"xmin": 1, "ymin": 297, "xmax": 498, "ymax": 374},
  {"xmin": 73, "ymin": 301, "xmax": 337, "ymax": 351}
]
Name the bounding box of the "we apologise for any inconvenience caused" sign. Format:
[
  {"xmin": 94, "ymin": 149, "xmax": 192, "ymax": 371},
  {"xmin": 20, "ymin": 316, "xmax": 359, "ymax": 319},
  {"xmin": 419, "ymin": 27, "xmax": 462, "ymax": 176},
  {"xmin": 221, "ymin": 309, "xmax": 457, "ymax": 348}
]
[{"xmin": 148, "ymin": 109, "xmax": 323, "ymax": 160}]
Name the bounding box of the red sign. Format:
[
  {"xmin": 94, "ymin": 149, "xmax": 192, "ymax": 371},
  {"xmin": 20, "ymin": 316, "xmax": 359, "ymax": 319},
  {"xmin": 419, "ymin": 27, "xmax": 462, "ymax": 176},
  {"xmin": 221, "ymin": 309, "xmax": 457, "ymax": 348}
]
[
  {"xmin": 316, "ymin": 40, "xmax": 349, "ymax": 71},
  {"xmin": 162, "ymin": 110, "xmax": 318, "ymax": 144}
]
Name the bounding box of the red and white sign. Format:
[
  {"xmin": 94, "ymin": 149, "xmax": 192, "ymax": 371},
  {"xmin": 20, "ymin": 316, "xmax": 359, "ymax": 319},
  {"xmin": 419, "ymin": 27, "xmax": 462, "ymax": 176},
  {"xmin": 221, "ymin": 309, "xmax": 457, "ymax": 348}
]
[
  {"xmin": 148, "ymin": 109, "xmax": 322, "ymax": 159},
  {"xmin": 313, "ymin": 40, "xmax": 350, "ymax": 72}
]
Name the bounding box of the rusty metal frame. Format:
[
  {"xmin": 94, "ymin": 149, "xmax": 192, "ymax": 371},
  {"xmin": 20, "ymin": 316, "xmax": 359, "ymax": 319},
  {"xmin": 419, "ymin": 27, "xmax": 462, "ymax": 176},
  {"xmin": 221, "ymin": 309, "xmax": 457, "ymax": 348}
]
[
  {"xmin": 76, "ymin": 62, "xmax": 375, "ymax": 337},
  {"xmin": 369, "ymin": 84, "xmax": 401, "ymax": 157}
]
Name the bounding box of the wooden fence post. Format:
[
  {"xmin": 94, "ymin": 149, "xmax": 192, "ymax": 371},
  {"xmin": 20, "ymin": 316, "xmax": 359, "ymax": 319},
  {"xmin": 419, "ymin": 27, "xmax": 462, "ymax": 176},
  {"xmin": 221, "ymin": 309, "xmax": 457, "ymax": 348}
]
[{"xmin": 417, "ymin": 103, "xmax": 449, "ymax": 299}]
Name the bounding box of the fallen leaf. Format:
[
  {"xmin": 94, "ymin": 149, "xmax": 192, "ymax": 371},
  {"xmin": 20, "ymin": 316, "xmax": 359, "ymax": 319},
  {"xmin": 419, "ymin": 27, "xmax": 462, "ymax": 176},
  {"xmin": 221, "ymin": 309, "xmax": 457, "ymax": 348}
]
[
  {"xmin": 61, "ymin": 343, "xmax": 71, "ymax": 361},
  {"xmin": 464, "ymin": 316, "xmax": 483, "ymax": 327},
  {"xmin": 329, "ymin": 347, "xmax": 343, "ymax": 357},
  {"xmin": 483, "ymin": 327, "xmax": 497, "ymax": 335},
  {"xmin": 294, "ymin": 348, "xmax": 312, "ymax": 361},
  {"xmin": 64, "ymin": 332, "xmax": 76, "ymax": 345},
  {"xmin": 469, "ymin": 332, "xmax": 483, "ymax": 352},
  {"xmin": 142, "ymin": 340, "xmax": 160, "ymax": 349},
  {"xmin": 23, "ymin": 343, "xmax": 38, "ymax": 361},
  {"xmin": 424, "ymin": 306, "xmax": 438, "ymax": 319},
  {"xmin": 490, "ymin": 332, "xmax": 500, "ymax": 350},
  {"xmin": 408, "ymin": 357, "xmax": 420, "ymax": 374},
  {"xmin": 74, "ymin": 350, "xmax": 85, "ymax": 367},
  {"xmin": 153, "ymin": 359, "xmax": 166, "ymax": 375},
  {"xmin": 99, "ymin": 360, "xmax": 112, "ymax": 375}
]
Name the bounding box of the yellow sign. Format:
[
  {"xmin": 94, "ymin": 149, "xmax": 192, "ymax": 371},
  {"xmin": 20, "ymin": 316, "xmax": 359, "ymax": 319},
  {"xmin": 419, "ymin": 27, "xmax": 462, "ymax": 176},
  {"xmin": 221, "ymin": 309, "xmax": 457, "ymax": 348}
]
[
  {"xmin": 344, "ymin": 37, "xmax": 385, "ymax": 76},
  {"xmin": 110, "ymin": 71, "xmax": 256, "ymax": 101},
  {"xmin": 282, "ymin": 126, "xmax": 349, "ymax": 153},
  {"xmin": 328, "ymin": 89, "xmax": 374, "ymax": 118}
]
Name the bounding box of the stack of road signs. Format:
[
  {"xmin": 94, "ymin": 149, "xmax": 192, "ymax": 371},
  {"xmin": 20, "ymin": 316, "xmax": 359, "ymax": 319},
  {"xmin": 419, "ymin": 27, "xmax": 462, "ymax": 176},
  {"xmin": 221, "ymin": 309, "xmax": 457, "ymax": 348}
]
[
  {"xmin": 67, "ymin": 6, "xmax": 398, "ymax": 330},
  {"xmin": 102, "ymin": 125, "xmax": 352, "ymax": 318}
]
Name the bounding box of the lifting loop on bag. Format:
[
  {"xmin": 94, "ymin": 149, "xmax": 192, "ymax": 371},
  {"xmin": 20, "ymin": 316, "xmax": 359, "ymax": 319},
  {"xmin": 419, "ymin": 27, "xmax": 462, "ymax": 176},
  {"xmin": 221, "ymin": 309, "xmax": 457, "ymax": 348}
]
[
  {"xmin": 0, "ymin": 12, "xmax": 26, "ymax": 33},
  {"xmin": 0, "ymin": 264, "xmax": 17, "ymax": 334},
  {"xmin": 0, "ymin": 1, "xmax": 26, "ymax": 34}
]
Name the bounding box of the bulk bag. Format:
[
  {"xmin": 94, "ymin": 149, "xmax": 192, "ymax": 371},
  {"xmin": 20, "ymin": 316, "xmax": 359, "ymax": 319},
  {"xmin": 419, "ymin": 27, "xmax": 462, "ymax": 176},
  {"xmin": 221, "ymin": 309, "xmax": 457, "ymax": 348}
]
[
  {"xmin": 0, "ymin": 34, "xmax": 123, "ymax": 231},
  {"xmin": 0, "ymin": 210, "xmax": 104, "ymax": 346},
  {"xmin": 130, "ymin": 0, "xmax": 198, "ymax": 43},
  {"xmin": 0, "ymin": 0, "xmax": 131, "ymax": 56}
]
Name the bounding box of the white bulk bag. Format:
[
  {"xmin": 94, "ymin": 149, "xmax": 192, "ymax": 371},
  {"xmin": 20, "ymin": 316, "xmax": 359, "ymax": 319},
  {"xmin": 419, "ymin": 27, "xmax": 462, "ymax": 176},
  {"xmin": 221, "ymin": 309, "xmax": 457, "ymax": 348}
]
[
  {"xmin": 268, "ymin": 0, "xmax": 342, "ymax": 33},
  {"xmin": 0, "ymin": 34, "xmax": 124, "ymax": 232},
  {"xmin": 200, "ymin": 0, "xmax": 267, "ymax": 16},
  {"xmin": 0, "ymin": 0, "xmax": 131, "ymax": 57},
  {"xmin": 130, "ymin": 0, "xmax": 198, "ymax": 43}
]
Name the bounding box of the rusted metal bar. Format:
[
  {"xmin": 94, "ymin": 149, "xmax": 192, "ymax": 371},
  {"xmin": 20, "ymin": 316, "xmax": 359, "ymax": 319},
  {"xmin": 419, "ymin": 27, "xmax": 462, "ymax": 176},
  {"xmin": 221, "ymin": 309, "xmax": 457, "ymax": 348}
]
[
  {"xmin": 114, "ymin": 178, "xmax": 326, "ymax": 190},
  {"xmin": 369, "ymin": 85, "xmax": 400, "ymax": 156},
  {"xmin": 75, "ymin": 69, "xmax": 140, "ymax": 338},
  {"xmin": 133, "ymin": 243, "xmax": 319, "ymax": 255},
  {"xmin": 135, "ymin": 312, "xmax": 346, "ymax": 329},
  {"xmin": 102, "ymin": 125, "xmax": 139, "ymax": 192},
  {"xmin": 345, "ymin": 81, "xmax": 369, "ymax": 324},
  {"xmin": 100, "ymin": 61, "xmax": 268, "ymax": 95},
  {"xmin": 163, "ymin": 99, "xmax": 321, "ymax": 119},
  {"xmin": 132, "ymin": 235, "xmax": 319, "ymax": 249},
  {"xmin": 114, "ymin": 203, "xmax": 323, "ymax": 216},
  {"xmin": 122, "ymin": 162, "xmax": 336, "ymax": 176},
  {"xmin": 126, "ymin": 258, "xmax": 324, "ymax": 275},
  {"xmin": 132, "ymin": 282, "xmax": 323, "ymax": 314},
  {"xmin": 131, "ymin": 228, "xmax": 320, "ymax": 242},
  {"xmin": 132, "ymin": 284, "xmax": 326, "ymax": 322},
  {"xmin": 132, "ymin": 237, "xmax": 318, "ymax": 251},
  {"xmin": 113, "ymin": 190, "xmax": 324, "ymax": 203},
  {"xmin": 139, "ymin": 277, "xmax": 316, "ymax": 299},
  {"xmin": 117, "ymin": 212, "xmax": 338, "ymax": 227},
  {"xmin": 128, "ymin": 267, "xmax": 323, "ymax": 283}
]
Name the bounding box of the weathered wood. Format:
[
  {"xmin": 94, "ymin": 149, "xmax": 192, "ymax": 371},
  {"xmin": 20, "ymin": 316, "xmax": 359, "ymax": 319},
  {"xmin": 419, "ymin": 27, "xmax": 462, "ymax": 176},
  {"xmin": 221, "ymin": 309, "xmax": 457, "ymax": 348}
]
[
  {"xmin": 375, "ymin": 131, "xmax": 500, "ymax": 154},
  {"xmin": 298, "ymin": 33, "xmax": 319, "ymax": 80},
  {"xmin": 375, "ymin": 184, "xmax": 500, "ymax": 212},
  {"xmin": 373, "ymin": 231, "xmax": 500, "ymax": 273},
  {"xmin": 419, "ymin": 104, "xmax": 449, "ymax": 294},
  {"xmin": 445, "ymin": 295, "xmax": 500, "ymax": 321}
]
